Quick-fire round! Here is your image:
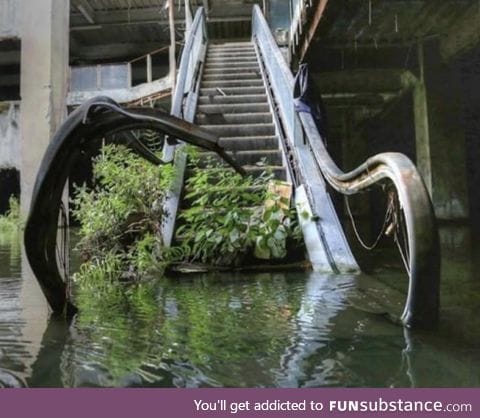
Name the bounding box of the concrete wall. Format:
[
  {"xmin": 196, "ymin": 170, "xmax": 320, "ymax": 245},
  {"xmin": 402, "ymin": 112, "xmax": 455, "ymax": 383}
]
[
  {"xmin": 0, "ymin": 102, "xmax": 20, "ymax": 169},
  {"xmin": 0, "ymin": 0, "xmax": 20, "ymax": 39},
  {"xmin": 418, "ymin": 41, "xmax": 470, "ymax": 220},
  {"xmin": 20, "ymin": 0, "xmax": 70, "ymax": 213}
]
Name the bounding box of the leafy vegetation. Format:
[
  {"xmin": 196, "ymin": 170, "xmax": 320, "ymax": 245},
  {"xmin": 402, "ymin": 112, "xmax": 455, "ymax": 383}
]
[
  {"xmin": 72, "ymin": 145, "xmax": 303, "ymax": 290},
  {"xmin": 72, "ymin": 144, "xmax": 176, "ymax": 286},
  {"xmin": 0, "ymin": 196, "xmax": 21, "ymax": 230},
  {"xmin": 177, "ymin": 154, "xmax": 302, "ymax": 266}
]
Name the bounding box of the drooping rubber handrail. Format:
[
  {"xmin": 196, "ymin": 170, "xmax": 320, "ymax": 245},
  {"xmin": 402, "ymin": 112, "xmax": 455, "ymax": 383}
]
[
  {"xmin": 301, "ymin": 112, "xmax": 440, "ymax": 329},
  {"xmin": 24, "ymin": 96, "xmax": 244, "ymax": 315},
  {"xmin": 252, "ymin": 5, "xmax": 440, "ymax": 329}
]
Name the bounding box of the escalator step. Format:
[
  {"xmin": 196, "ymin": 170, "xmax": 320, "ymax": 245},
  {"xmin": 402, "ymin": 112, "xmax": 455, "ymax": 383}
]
[
  {"xmin": 197, "ymin": 102, "xmax": 270, "ymax": 114},
  {"xmin": 197, "ymin": 150, "xmax": 283, "ymax": 167},
  {"xmin": 197, "ymin": 94, "xmax": 268, "ymax": 105},
  {"xmin": 203, "ymin": 66, "xmax": 260, "ymax": 75},
  {"xmin": 218, "ymin": 135, "xmax": 279, "ymax": 151},
  {"xmin": 201, "ymin": 79, "xmax": 264, "ymax": 88},
  {"xmin": 200, "ymin": 86, "xmax": 266, "ymax": 96},
  {"xmin": 196, "ymin": 112, "xmax": 272, "ymax": 125},
  {"xmin": 202, "ymin": 72, "xmax": 261, "ymax": 81},
  {"xmin": 199, "ymin": 123, "xmax": 275, "ymax": 137},
  {"xmin": 205, "ymin": 61, "xmax": 260, "ymax": 70}
]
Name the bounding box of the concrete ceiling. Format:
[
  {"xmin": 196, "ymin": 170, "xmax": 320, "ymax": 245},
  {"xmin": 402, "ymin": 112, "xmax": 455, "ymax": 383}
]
[
  {"xmin": 70, "ymin": 0, "xmax": 262, "ymax": 62},
  {"xmin": 2, "ymin": 0, "xmax": 479, "ymax": 100},
  {"xmin": 310, "ymin": 0, "xmax": 478, "ymax": 55},
  {"xmin": 0, "ymin": 0, "xmax": 261, "ymax": 100}
]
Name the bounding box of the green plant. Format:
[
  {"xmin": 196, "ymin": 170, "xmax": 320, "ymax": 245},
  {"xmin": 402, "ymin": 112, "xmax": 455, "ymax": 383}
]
[
  {"xmin": 72, "ymin": 144, "xmax": 304, "ymax": 291},
  {"xmin": 176, "ymin": 156, "xmax": 302, "ymax": 266},
  {"xmin": 0, "ymin": 196, "xmax": 22, "ymax": 230},
  {"xmin": 72, "ymin": 144, "xmax": 176, "ymax": 283}
]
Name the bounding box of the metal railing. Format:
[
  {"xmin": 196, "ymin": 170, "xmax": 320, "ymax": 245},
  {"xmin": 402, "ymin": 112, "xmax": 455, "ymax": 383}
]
[
  {"xmin": 170, "ymin": 7, "xmax": 207, "ymax": 121},
  {"xmin": 162, "ymin": 6, "xmax": 208, "ymax": 246},
  {"xmin": 252, "ymin": 5, "xmax": 439, "ymax": 329},
  {"xmin": 254, "ymin": 6, "xmax": 299, "ymax": 145},
  {"xmin": 253, "ymin": 4, "xmax": 357, "ymax": 275}
]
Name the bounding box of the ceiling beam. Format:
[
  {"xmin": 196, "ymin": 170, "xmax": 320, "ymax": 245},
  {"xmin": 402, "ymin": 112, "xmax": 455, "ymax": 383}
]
[
  {"xmin": 70, "ymin": 7, "xmax": 180, "ymax": 27},
  {"xmin": 69, "ymin": 3, "xmax": 254, "ymax": 29},
  {"xmin": 72, "ymin": 0, "xmax": 96, "ymax": 24},
  {"xmin": 299, "ymin": 0, "xmax": 329, "ymax": 63},
  {"xmin": 71, "ymin": 20, "xmax": 184, "ymax": 31},
  {"xmin": 440, "ymin": 2, "xmax": 480, "ymax": 61}
]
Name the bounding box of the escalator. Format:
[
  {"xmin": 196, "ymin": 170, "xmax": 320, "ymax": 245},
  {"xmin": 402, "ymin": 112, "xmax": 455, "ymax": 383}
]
[
  {"xmin": 196, "ymin": 41, "xmax": 286, "ymax": 180},
  {"xmin": 23, "ymin": 6, "xmax": 439, "ymax": 330},
  {"xmin": 164, "ymin": 5, "xmax": 440, "ymax": 329}
]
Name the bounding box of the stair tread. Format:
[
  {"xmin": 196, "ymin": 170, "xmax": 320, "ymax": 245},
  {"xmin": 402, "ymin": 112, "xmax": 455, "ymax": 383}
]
[
  {"xmin": 203, "ymin": 72, "xmax": 262, "ymax": 80},
  {"xmin": 198, "ymin": 94, "xmax": 268, "ymax": 105},
  {"xmin": 202, "ymin": 79, "xmax": 264, "ymax": 87},
  {"xmin": 205, "ymin": 61, "xmax": 258, "ymax": 67},
  {"xmin": 197, "ymin": 103, "xmax": 270, "ymax": 113},
  {"xmin": 207, "ymin": 51, "xmax": 256, "ymax": 56},
  {"xmin": 196, "ymin": 112, "xmax": 272, "ymax": 120},
  {"xmin": 203, "ymin": 67, "xmax": 260, "ymax": 75},
  {"xmin": 209, "ymin": 42, "xmax": 253, "ymax": 47},
  {"xmin": 200, "ymin": 86, "xmax": 266, "ymax": 96},
  {"xmin": 199, "ymin": 122, "xmax": 274, "ymax": 128}
]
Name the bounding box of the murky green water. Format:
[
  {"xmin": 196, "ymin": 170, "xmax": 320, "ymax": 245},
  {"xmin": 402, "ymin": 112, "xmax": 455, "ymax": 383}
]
[{"xmin": 0, "ymin": 227, "xmax": 479, "ymax": 387}]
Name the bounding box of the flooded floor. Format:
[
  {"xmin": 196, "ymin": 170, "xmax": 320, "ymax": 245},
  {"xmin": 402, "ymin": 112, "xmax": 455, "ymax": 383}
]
[{"xmin": 0, "ymin": 226, "xmax": 479, "ymax": 387}]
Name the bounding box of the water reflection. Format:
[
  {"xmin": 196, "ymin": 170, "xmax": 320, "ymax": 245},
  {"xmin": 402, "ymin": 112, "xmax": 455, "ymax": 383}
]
[
  {"xmin": 1, "ymin": 228, "xmax": 480, "ymax": 387},
  {"xmin": 0, "ymin": 228, "xmax": 50, "ymax": 386}
]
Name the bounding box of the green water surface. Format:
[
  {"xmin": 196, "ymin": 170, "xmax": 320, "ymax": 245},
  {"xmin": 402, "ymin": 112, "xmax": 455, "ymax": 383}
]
[{"xmin": 0, "ymin": 227, "xmax": 479, "ymax": 387}]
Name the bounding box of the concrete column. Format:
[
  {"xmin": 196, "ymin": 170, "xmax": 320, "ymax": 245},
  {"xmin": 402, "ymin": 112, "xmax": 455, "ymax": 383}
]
[
  {"xmin": 19, "ymin": 0, "xmax": 70, "ymax": 214},
  {"xmin": 413, "ymin": 82, "xmax": 432, "ymax": 192},
  {"xmin": 413, "ymin": 43, "xmax": 432, "ymax": 193},
  {"xmin": 413, "ymin": 41, "xmax": 469, "ymax": 221}
]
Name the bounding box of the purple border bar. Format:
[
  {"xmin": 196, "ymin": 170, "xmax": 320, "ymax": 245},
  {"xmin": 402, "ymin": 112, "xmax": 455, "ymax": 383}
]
[{"xmin": 0, "ymin": 388, "xmax": 477, "ymax": 418}]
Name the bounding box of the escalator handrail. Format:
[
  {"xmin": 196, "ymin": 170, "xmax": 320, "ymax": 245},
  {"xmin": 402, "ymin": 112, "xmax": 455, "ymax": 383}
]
[
  {"xmin": 171, "ymin": 6, "xmax": 206, "ymax": 119},
  {"xmin": 160, "ymin": 6, "xmax": 208, "ymax": 246},
  {"xmin": 252, "ymin": 5, "xmax": 440, "ymax": 329}
]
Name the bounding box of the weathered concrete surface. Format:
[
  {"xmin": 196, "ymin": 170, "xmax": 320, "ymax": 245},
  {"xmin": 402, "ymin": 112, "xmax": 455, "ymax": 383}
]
[
  {"xmin": 20, "ymin": 0, "xmax": 70, "ymax": 214},
  {"xmin": 414, "ymin": 42, "xmax": 469, "ymax": 221},
  {"xmin": 313, "ymin": 69, "xmax": 417, "ymax": 95},
  {"xmin": 440, "ymin": 2, "xmax": 480, "ymax": 61},
  {"xmin": 0, "ymin": 0, "xmax": 20, "ymax": 40},
  {"xmin": 413, "ymin": 80, "xmax": 432, "ymax": 193},
  {"xmin": 0, "ymin": 102, "xmax": 20, "ymax": 169}
]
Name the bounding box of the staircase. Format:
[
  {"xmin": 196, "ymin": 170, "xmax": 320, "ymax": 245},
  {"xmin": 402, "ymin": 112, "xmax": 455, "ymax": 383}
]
[
  {"xmin": 194, "ymin": 41, "xmax": 286, "ymax": 180},
  {"xmin": 173, "ymin": 41, "xmax": 290, "ymax": 251}
]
